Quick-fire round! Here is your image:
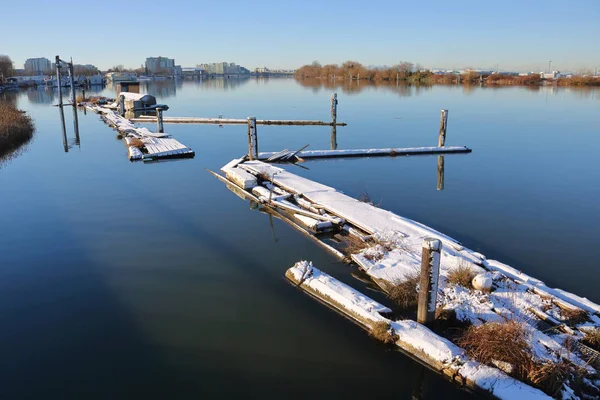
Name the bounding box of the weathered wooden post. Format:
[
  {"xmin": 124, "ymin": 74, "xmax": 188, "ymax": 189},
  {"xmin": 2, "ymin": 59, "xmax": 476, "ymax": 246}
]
[
  {"xmin": 438, "ymin": 109, "xmax": 448, "ymax": 147},
  {"xmin": 330, "ymin": 93, "xmax": 337, "ymax": 125},
  {"xmin": 55, "ymin": 55, "xmax": 63, "ymax": 107},
  {"xmin": 119, "ymin": 95, "xmax": 125, "ymax": 117},
  {"xmin": 157, "ymin": 108, "xmax": 164, "ymax": 133},
  {"xmin": 437, "ymin": 156, "xmax": 445, "ymax": 191},
  {"xmin": 68, "ymin": 59, "xmax": 75, "ymax": 105},
  {"xmin": 330, "ymin": 125, "xmax": 338, "ymax": 150},
  {"xmin": 247, "ymin": 117, "xmax": 258, "ymax": 160},
  {"xmin": 417, "ymin": 238, "xmax": 442, "ymax": 327}
]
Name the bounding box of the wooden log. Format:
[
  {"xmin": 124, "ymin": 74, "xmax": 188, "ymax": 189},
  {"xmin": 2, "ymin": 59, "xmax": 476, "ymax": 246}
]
[
  {"xmin": 437, "ymin": 156, "xmax": 445, "ymax": 191},
  {"xmin": 438, "ymin": 109, "xmax": 448, "ymax": 147},
  {"xmin": 247, "ymin": 117, "xmax": 258, "ymax": 160},
  {"xmin": 417, "ymin": 238, "xmax": 442, "ymax": 327}
]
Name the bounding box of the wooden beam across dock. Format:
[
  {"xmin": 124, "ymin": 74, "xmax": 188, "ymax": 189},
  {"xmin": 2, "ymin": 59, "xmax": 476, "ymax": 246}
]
[
  {"xmin": 130, "ymin": 116, "xmax": 347, "ymax": 126},
  {"xmin": 257, "ymin": 146, "xmax": 471, "ymax": 161}
]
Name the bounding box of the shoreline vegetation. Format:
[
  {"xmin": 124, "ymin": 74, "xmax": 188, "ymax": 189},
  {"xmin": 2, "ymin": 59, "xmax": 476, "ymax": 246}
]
[
  {"xmin": 0, "ymin": 102, "xmax": 35, "ymax": 161},
  {"xmin": 294, "ymin": 61, "xmax": 600, "ymax": 87}
]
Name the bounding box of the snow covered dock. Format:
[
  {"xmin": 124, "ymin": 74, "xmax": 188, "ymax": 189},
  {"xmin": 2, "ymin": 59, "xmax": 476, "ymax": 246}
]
[
  {"xmin": 287, "ymin": 261, "xmax": 550, "ymax": 400},
  {"xmin": 213, "ymin": 158, "xmax": 600, "ymax": 398},
  {"xmin": 83, "ymin": 103, "xmax": 194, "ymax": 161}
]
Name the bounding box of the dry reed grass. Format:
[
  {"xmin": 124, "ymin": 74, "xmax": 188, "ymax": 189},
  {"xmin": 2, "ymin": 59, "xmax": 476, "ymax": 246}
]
[
  {"xmin": 127, "ymin": 138, "xmax": 145, "ymax": 149},
  {"xmin": 582, "ymin": 329, "xmax": 600, "ymax": 352},
  {"xmin": 458, "ymin": 320, "xmax": 532, "ymax": 380},
  {"xmin": 560, "ymin": 307, "xmax": 589, "ymax": 326},
  {"xmin": 0, "ymin": 102, "xmax": 34, "ymax": 156},
  {"xmin": 527, "ymin": 361, "xmax": 572, "ymax": 397},
  {"xmin": 388, "ymin": 271, "xmax": 420, "ymax": 309},
  {"xmin": 447, "ymin": 262, "xmax": 477, "ymax": 288},
  {"xmin": 369, "ymin": 321, "xmax": 398, "ymax": 344}
]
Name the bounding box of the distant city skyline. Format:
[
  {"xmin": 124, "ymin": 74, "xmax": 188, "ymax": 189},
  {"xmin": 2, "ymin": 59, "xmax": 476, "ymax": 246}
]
[{"xmin": 3, "ymin": 0, "xmax": 598, "ymax": 73}]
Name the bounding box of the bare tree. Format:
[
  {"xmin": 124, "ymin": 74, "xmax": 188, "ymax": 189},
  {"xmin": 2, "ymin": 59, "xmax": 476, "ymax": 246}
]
[{"xmin": 0, "ymin": 55, "xmax": 14, "ymax": 79}]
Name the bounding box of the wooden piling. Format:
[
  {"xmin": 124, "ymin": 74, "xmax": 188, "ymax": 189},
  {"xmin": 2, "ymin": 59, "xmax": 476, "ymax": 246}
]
[
  {"xmin": 330, "ymin": 125, "xmax": 338, "ymax": 150},
  {"xmin": 157, "ymin": 108, "xmax": 164, "ymax": 133},
  {"xmin": 438, "ymin": 109, "xmax": 448, "ymax": 147},
  {"xmin": 437, "ymin": 156, "xmax": 445, "ymax": 191},
  {"xmin": 55, "ymin": 56, "xmax": 63, "ymax": 107},
  {"xmin": 417, "ymin": 238, "xmax": 442, "ymax": 327},
  {"xmin": 119, "ymin": 95, "xmax": 125, "ymax": 117},
  {"xmin": 330, "ymin": 93, "xmax": 338, "ymax": 125},
  {"xmin": 68, "ymin": 59, "xmax": 75, "ymax": 105},
  {"xmin": 247, "ymin": 117, "xmax": 258, "ymax": 160}
]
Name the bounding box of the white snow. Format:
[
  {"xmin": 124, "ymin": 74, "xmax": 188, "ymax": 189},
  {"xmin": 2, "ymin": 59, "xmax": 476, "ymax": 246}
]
[{"xmin": 289, "ymin": 261, "xmax": 391, "ymax": 323}]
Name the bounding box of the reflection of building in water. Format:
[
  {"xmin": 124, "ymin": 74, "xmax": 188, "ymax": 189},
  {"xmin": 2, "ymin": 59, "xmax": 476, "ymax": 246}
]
[
  {"xmin": 201, "ymin": 77, "xmax": 251, "ymax": 91},
  {"xmin": 26, "ymin": 88, "xmax": 56, "ymax": 104},
  {"xmin": 141, "ymin": 80, "xmax": 177, "ymax": 98}
]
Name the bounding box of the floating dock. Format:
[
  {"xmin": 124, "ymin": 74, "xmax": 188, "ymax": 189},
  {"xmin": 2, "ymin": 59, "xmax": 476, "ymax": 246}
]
[
  {"xmin": 211, "ymin": 158, "xmax": 600, "ymax": 399},
  {"xmin": 83, "ymin": 103, "xmax": 194, "ymax": 161}
]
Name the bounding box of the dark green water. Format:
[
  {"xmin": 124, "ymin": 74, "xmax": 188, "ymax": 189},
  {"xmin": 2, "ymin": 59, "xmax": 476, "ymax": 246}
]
[{"xmin": 1, "ymin": 79, "xmax": 598, "ymax": 398}]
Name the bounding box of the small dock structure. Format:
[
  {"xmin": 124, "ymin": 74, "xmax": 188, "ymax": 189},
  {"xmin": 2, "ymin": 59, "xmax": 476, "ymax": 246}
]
[
  {"xmin": 211, "ymin": 159, "xmax": 600, "ymax": 399},
  {"xmin": 82, "ymin": 95, "xmax": 194, "ymax": 161}
]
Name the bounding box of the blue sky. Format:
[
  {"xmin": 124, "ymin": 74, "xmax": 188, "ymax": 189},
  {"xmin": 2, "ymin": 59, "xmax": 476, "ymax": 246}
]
[{"xmin": 3, "ymin": 0, "xmax": 599, "ymax": 72}]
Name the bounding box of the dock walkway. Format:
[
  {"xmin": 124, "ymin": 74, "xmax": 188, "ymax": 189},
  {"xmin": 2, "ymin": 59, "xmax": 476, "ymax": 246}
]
[{"xmin": 84, "ymin": 104, "xmax": 194, "ymax": 161}]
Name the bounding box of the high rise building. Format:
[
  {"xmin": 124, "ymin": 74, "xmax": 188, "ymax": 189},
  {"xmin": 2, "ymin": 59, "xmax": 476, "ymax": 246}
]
[
  {"xmin": 24, "ymin": 57, "xmax": 51, "ymax": 74},
  {"xmin": 145, "ymin": 57, "xmax": 175, "ymax": 75}
]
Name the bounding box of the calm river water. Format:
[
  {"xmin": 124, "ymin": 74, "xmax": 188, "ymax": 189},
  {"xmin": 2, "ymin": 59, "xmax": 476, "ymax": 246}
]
[{"xmin": 1, "ymin": 78, "xmax": 598, "ymax": 398}]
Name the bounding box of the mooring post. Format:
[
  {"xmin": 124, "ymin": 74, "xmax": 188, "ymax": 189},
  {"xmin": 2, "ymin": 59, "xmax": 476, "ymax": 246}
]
[
  {"xmin": 55, "ymin": 55, "xmax": 63, "ymax": 107},
  {"xmin": 417, "ymin": 238, "xmax": 442, "ymax": 327},
  {"xmin": 68, "ymin": 59, "xmax": 75, "ymax": 105},
  {"xmin": 157, "ymin": 108, "xmax": 164, "ymax": 133},
  {"xmin": 82, "ymin": 88, "xmax": 85, "ymax": 102},
  {"xmin": 438, "ymin": 109, "xmax": 448, "ymax": 147},
  {"xmin": 247, "ymin": 117, "xmax": 258, "ymax": 160},
  {"xmin": 330, "ymin": 93, "xmax": 338, "ymax": 125},
  {"xmin": 437, "ymin": 156, "xmax": 445, "ymax": 191},
  {"xmin": 330, "ymin": 125, "xmax": 338, "ymax": 150},
  {"xmin": 119, "ymin": 95, "xmax": 125, "ymax": 117}
]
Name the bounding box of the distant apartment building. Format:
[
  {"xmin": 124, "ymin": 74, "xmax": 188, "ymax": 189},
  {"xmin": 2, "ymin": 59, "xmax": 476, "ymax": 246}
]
[
  {"xmin": 24, "ymin": 57, "xmax": 51, "ymax": 74},
  {"xmin": 197, "ymin": 62, "xmax": 249, "ymax": 75},
  {"xmin": 145, "ymin": 57, "xmax": 175, "ymax": 75}
]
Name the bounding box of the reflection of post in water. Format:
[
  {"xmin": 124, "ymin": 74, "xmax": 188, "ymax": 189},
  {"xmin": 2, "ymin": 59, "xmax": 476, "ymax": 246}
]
[
  {"xmin": 330, "ymin": 124, "xmax": 338, "ymax": 150},
  {"xmin": 72, "ymin": 105, "xmax": 80, "ymax": 147},
  {"xmin": 437, "ymin": 155, "xmax": 445, "ymax": 191},
  {"xmin": 59, "ymin": 106, "xmax": 68, "ymax": 152},
  {"xmin": 411, "ymin": 366, "xmax": 428, "ymax": 400},
  {"xmin": 268, "ymin": 213, "xmax": 278, "ymax": 243}
]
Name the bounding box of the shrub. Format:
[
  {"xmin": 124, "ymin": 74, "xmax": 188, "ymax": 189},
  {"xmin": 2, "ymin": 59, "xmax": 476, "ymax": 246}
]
[
  {"xmin": 0, "ymin": 102, "xmax": 35, "ymax": 157},
  {"xmin": 369, "ymin": 321, "xmax": 398, "ymax": 344}
]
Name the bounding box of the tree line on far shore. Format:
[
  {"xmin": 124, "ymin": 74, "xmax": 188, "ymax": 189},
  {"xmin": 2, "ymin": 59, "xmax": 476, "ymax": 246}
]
[{"xmin": 294, "ymin": 61, "xmax": 600, "ymax": 86}]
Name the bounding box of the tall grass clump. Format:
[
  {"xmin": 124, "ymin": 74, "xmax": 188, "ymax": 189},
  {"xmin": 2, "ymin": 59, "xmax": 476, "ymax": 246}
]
[
  {"xmin": 0, "ymin": 102, "xmax": 35, "ymax": 157},
  {"xmin": 447, "ymin": 262, "xmax": 477, "ymax": 288},
  {"xmin": 388, "ymin": 271, "xmax": 420, "ymax": 309},
  {"xmin": 369, "ymin": 321, "xmax": 398, "ymax": 344}
]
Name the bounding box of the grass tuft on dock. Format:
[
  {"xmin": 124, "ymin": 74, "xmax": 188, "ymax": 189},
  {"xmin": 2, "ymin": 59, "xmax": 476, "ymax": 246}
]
[
  {"xmin": 447, "ymin": 261, "xmax": 477, "ymax": 289},
  {"xmin": 387, "ymin": 272, "xmax": 420, "ymax": 309},
  {"xmin": 0, "ymin": 102, "xmax": 34, "ymax": 157},
  {"xmin": 369, "ymin": 321, "xmax": 398, "ymax": 344}
]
